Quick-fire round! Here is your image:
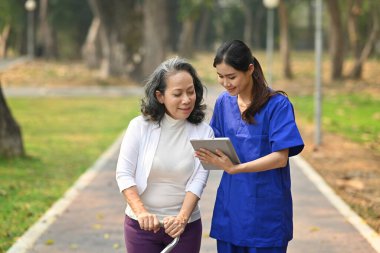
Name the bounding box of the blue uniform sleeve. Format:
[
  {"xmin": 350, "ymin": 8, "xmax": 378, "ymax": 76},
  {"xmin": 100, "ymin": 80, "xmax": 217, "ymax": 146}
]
[{"xmin": 269, "ymin": 96, "xmax": 304, "ymax": 157}]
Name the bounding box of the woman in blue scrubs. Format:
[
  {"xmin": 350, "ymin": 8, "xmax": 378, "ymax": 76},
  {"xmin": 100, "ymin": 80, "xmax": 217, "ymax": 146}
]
[{"xmin": 195, "ymin": 40, "xmax": 304, "ymax": 253}]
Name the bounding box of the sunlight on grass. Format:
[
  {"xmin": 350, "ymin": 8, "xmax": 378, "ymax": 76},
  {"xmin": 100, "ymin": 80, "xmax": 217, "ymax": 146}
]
[{"xmin": 0, "ymin": 97, "xmax": 140, "ymax": 252}]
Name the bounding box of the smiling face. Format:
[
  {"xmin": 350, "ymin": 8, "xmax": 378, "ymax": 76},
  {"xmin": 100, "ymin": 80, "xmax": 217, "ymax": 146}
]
[
  {"xmin": 155, "ymin": 70, "xmax": 196, "ymax": 120},
  {"xmin": 216, "ymin": 61, "xmax": 254, "ymax": 96}
]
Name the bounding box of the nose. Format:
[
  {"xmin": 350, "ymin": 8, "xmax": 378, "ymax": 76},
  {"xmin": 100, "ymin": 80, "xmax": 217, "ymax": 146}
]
[
  {"xmin": 222, "ymin": 78, "xmax": 229, "ymax": 87},
  {"xmin": 182, "ymin": 94, "xmax": 191, "ymax": 104}
]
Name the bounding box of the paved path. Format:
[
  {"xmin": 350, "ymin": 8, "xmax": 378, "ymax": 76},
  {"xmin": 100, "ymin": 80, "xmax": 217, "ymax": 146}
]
[{"xmin": 4, "ymin": 84, "xmax": 380, "ymax": 253}]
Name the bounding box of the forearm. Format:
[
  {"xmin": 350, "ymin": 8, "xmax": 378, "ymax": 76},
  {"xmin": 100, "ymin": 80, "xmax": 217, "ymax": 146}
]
[
  {"xmin": 178, "ymin": 192, "xmax": 200, "ymax": 223},
  {"xmin": 234, "ymin": 149, "xmax": 289, "ymax": 173},
  {"xmin": 122, "ymin": 186, "xmax": 147, "ymax": 216}
]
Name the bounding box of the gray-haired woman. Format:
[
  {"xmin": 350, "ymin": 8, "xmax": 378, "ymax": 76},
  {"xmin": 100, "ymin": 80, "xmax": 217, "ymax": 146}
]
[{"xmin": 116, "ymin": 57, "xmax": 214, "ymax": 253}]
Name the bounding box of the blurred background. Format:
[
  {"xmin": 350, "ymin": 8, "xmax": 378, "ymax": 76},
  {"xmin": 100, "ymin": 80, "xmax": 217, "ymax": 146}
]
[{"xmin": 0, "ymin": 0, "xmax": 379, "ymax": 252}]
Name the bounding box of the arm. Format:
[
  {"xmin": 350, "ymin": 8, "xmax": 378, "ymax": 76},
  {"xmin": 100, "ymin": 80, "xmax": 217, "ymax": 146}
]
[
  {"xmin": 196, "ymin": 148, "xmax": 289, "ymax": 174},
  {"xmin": 163, "ymin": 192, "xmax": 199, "ymax": 238},
  {"xmin": 122, "ymin": 186, "xmax": 160, "ymax": 233}
]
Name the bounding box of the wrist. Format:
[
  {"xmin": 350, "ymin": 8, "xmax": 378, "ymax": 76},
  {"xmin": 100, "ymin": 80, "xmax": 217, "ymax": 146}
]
[{"xmin": 177, "ymin": 213, "xmax": 189, "ymax": 224}]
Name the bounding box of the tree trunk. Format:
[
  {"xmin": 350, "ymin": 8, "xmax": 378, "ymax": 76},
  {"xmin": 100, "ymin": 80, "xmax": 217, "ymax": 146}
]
[
  {"xmin": 278, "ymin": 0, "xmax": 293, "ymax": 79},
  {"xmin": 85, "ymin": 0, "xmax": 134, "ymax": 78},
  {"xmin": 0, "ymin": 85, "xmax": 24, "ymax": 158},
  {"xmin": 349, "ymin": 12, "xmax": 379, "ymax": 79},
  {"xmin": 81, "ymin": 17, "xmax": 101, "ymax": 69},
  {"xmin": 142, "ymin": 0, "xmax": 168, "ymax": 78},
  {"xmin": 196, "ymin": 9, "xmax": 211, "ymax": 50},
  {"xmin": 37, "ymin": 0, "xmax": 56, "ymax": 58},
  {"xmin": 240, "ymin": 0, "xmax": 253, "ymax": 47},
  {"xmin": 0, "ymin": 25, "xmax": 11, "ymax": 59},
  {"xmin": 326, "ymin": 0, "xmax": 344, "ymax": 80},
  {"xmin": 178, "ymin": 19, "xmax": 195, "ymax": 58}
]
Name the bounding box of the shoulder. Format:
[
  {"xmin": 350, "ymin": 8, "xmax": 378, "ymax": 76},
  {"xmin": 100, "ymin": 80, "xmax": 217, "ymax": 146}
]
[
  {"xmin": 216, "ymin": 91, "xmax": 232, "ymax": 101},
  {"xmin": 187, "ymin": 121, "xmax": 214, "ymax": 136},
  {"xmin": 215, "ymin": 91, "xmax": 234, "ymax": 107},
  {"xmin": 128, "ymin": 115, "xmax": 158, "ymax": 130},
  {"xmin": 268, "ymin": 93, "xmax": 292, "ymax": 109},
  {"xmin": 187, "ymin": 121, "xmax": 212, "ymax": 131}
]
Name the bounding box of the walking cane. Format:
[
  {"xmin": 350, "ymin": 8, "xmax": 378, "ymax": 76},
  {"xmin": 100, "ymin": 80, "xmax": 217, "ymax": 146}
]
[
  {"xmin": 160, "ymin": 237, "xmax": 180, "ymax": 253},
  {"xmin": 159, "ymin": 221, "xmax": 180, "ymax": 253}
]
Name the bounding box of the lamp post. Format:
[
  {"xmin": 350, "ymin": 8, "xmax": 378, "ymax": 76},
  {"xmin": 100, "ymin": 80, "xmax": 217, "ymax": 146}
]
[
  {"xmin": 315, "ymin": 0, "xmax": 323, "ymax": 148},
  {"xmin": 263, "ymin": 0, "xmax": 279, "ymax": 87},
  {"xmin": 25, "ymin": 0, "xmax": 36, "ymax": 58}
]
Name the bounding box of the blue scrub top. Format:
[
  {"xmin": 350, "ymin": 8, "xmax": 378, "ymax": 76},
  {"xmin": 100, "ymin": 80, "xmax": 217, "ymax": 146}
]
[{"xmin": 209, "ymin": 92, "xmax": 304, "ymax": 247}]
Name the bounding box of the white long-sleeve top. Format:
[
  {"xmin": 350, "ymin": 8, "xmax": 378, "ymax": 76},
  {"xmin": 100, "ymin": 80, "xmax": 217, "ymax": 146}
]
[{"xmin": 116, "ymin": 115, "xmax": 214, "ymax": 220}]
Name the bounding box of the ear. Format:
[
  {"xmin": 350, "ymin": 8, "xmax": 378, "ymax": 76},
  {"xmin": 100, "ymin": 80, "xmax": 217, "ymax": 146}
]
[
  {"xmin": 248, "ymin": 63, "xmax": 254, "ymax": 75},
  {"xmin": 155, "ymin": 90, "xmax": 164, "ymax": 104}
]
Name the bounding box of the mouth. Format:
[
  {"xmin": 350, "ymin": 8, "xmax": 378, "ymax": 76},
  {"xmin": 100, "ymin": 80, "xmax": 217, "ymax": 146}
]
[
  {"xmin": 226, "ymin": 87, "xmax": 236, "ymax": 93},
  {"xmin": 179, "ymin": 107, "xmax": 193, "ymax": 113}
]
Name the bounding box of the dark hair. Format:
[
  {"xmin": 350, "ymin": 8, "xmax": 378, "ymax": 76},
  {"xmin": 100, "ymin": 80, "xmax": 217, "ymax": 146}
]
[
  {"xmin": 141, "ymin": 57, "xmax": 206, "ymax": 124},
  {"xmin": 213, "ymin": 40, "xmax": 286, "ymax": 124}
]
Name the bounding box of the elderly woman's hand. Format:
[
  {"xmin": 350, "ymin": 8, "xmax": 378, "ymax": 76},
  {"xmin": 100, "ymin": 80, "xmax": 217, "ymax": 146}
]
[
  {"xmin": 163, "ymin": 215, "xmax": 187, "ymax": 238},
  {"xmin": 137, "ymin": 211, "xmax": 160, "ymax": 233}
]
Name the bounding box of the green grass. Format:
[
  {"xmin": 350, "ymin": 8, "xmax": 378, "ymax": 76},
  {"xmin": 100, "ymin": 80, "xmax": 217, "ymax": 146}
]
[
  {"xmin": 292, "ymin": 94, "xmax": 380, "ymax": 149},
  {"xmin": 0, "ymin": 97, "xmax": 140, "ymax": 252}
]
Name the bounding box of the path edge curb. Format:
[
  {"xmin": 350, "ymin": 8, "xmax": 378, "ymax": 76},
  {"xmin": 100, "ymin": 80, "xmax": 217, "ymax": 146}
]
[
  {"xmin": 292, "ymin": 155, "xmax": 380, "ymax": 253},
  {"xmin": 6, "ymin": 133, "xmax": 124, "ymax": 253}
]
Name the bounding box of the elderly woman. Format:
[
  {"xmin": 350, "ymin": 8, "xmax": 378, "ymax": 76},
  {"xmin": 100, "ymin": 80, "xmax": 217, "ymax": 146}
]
[{"xmin": 116, "ymin": 57, "xmax": 213, "ymax": 253}]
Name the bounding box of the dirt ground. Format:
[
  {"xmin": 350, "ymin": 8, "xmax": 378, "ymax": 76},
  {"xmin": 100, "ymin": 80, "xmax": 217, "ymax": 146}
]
[
  {"xmin": 276, "ymin": 68, "xmax": 380, "ymax": 235},
  {"xmin": 1, "ymin": 58, "xmax": 379, "ymax": 234}
]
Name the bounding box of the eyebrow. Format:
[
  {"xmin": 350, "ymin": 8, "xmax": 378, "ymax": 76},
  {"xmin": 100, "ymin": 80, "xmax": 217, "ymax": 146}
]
[
  {"xmin": 217, "ymin": 72, "xmax": 235, "ymax": 77},
  {"xmin": 171, "ymin": 85, "xmax": 195, "ymax": 92}
]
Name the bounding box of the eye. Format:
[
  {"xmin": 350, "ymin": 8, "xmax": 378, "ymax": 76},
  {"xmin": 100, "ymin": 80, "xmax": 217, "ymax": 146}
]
[
  {"xmin": 173, "ymin": 93, "xmax": 181, "ymax": 97},
  {"xmin": 228, "ymin": 76, "xmax": 236, "ymax": 80}
]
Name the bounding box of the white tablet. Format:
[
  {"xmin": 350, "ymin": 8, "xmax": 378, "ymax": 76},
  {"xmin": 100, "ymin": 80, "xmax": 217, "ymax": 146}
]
[{"xmin": 190, "ymin": 137, "xmax": 241, "ymax": 170}]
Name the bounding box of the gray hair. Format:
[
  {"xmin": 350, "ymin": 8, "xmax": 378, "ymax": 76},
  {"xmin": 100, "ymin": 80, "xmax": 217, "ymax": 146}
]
[{"xmin": 141, "ymin": 57, "xmax": 206, "ymax": 124}]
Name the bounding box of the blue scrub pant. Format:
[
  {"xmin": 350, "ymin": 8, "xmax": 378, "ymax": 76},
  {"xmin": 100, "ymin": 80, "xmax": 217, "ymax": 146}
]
[{"xmin": 217, "ymin": 240, "xmax": 288, "ymax": 253}]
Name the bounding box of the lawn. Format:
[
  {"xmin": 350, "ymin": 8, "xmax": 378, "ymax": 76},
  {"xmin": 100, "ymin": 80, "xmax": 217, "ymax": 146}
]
[
  {"xmin": 0, "ymin": 97, "xmax": 140, "ymax": 252},
  {"xmin": 292, "ymin": 94, "xmax": 380, "ymax": 152}
]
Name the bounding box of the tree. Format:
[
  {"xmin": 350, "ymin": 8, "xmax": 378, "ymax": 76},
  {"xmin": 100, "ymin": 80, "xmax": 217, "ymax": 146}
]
[
  {"xmin": 326, "ymin": 0, "xmax": 344, "ymax": 80},
  {"xmin": 278, "ymin": 0, "xmax": 293, "ymax": 79},
  {"xmin": 177, "ymin": 0, "xmax": 205, "ymax": 58},
  {"xmin": 347, "ymin": 0, "xmax": 380, "ymax": 79},
  {"xmin": 142, "ymin": 0, "xmax": 168, "ymax": 77},
  {"xmin": 37, "ymin": 0, "xmax": 56, "ymax": 58},
  {"xmin": 82, "ymin": 0, "xmax": 143, "ymax": 79},
  {"xmin": 0, "ymin": 84, "xmax": 24, "ymax": 158}
]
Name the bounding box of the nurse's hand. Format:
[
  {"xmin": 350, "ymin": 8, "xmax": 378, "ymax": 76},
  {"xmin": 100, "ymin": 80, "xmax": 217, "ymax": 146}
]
[
  {"xmin": 195, "ymin": 148, "xmax": 238, "ymax": 174},
  {"xmin": 137, "ymin": 211, "xmax": 160, "ymax": 233}
]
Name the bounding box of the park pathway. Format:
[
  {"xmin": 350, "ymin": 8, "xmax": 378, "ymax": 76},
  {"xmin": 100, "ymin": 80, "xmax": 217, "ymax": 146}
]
[{"xmin": 3, "ymin": 83, "xmax": 380, "ymax": 253}]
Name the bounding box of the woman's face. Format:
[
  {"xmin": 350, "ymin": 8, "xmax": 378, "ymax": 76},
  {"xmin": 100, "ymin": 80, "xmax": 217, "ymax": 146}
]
[
  {"xmin": 156, "ymin": 71, "xmax": 196, "ymax": 120},
  {"xmin": 215, "ymin": 61, "xmax": 254, "ymax": 96}
]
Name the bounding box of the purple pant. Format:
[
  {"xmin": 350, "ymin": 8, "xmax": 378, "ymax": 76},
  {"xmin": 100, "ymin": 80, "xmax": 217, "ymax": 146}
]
[{"xmin": 124, "ymin": 216, "xmax": 202, "ymax": 253}]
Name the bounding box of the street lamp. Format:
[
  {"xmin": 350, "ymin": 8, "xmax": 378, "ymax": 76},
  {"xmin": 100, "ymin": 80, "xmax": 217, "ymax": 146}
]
[
  {"xmin": 25, "ymin": 0, "xmax": 36, "ymax": 58},
  {"xmin": 263, "ymin": 0, "xmax": 279, "ymax": 87},
  {"xmin": 314, "ymin": 0, "xmax": 323, "ymax": 148}
]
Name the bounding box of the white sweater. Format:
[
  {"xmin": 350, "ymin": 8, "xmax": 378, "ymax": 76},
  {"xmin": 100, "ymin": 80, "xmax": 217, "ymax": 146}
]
[{"xmin": 116, "ymin": 115, "xmax": 214, "ymax": 222}]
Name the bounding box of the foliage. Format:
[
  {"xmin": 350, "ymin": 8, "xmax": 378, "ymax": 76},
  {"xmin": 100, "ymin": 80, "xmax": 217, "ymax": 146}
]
[{"xmin": 0, "ymin": 97, "xmax": 140, "ymax": 252}]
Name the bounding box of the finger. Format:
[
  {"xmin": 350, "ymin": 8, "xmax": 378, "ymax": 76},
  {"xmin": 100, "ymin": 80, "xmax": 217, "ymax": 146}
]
[
  {"xmin": 148, "ymin": 216, "xmax": 153, "ymax": 231},
  {"xmin": 153, "ymin": 217, "xmax": 160, "ymax": 233},
  {"xmin": 215, "ymin": 149, "xmax": 225, "ymax": 157}
]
